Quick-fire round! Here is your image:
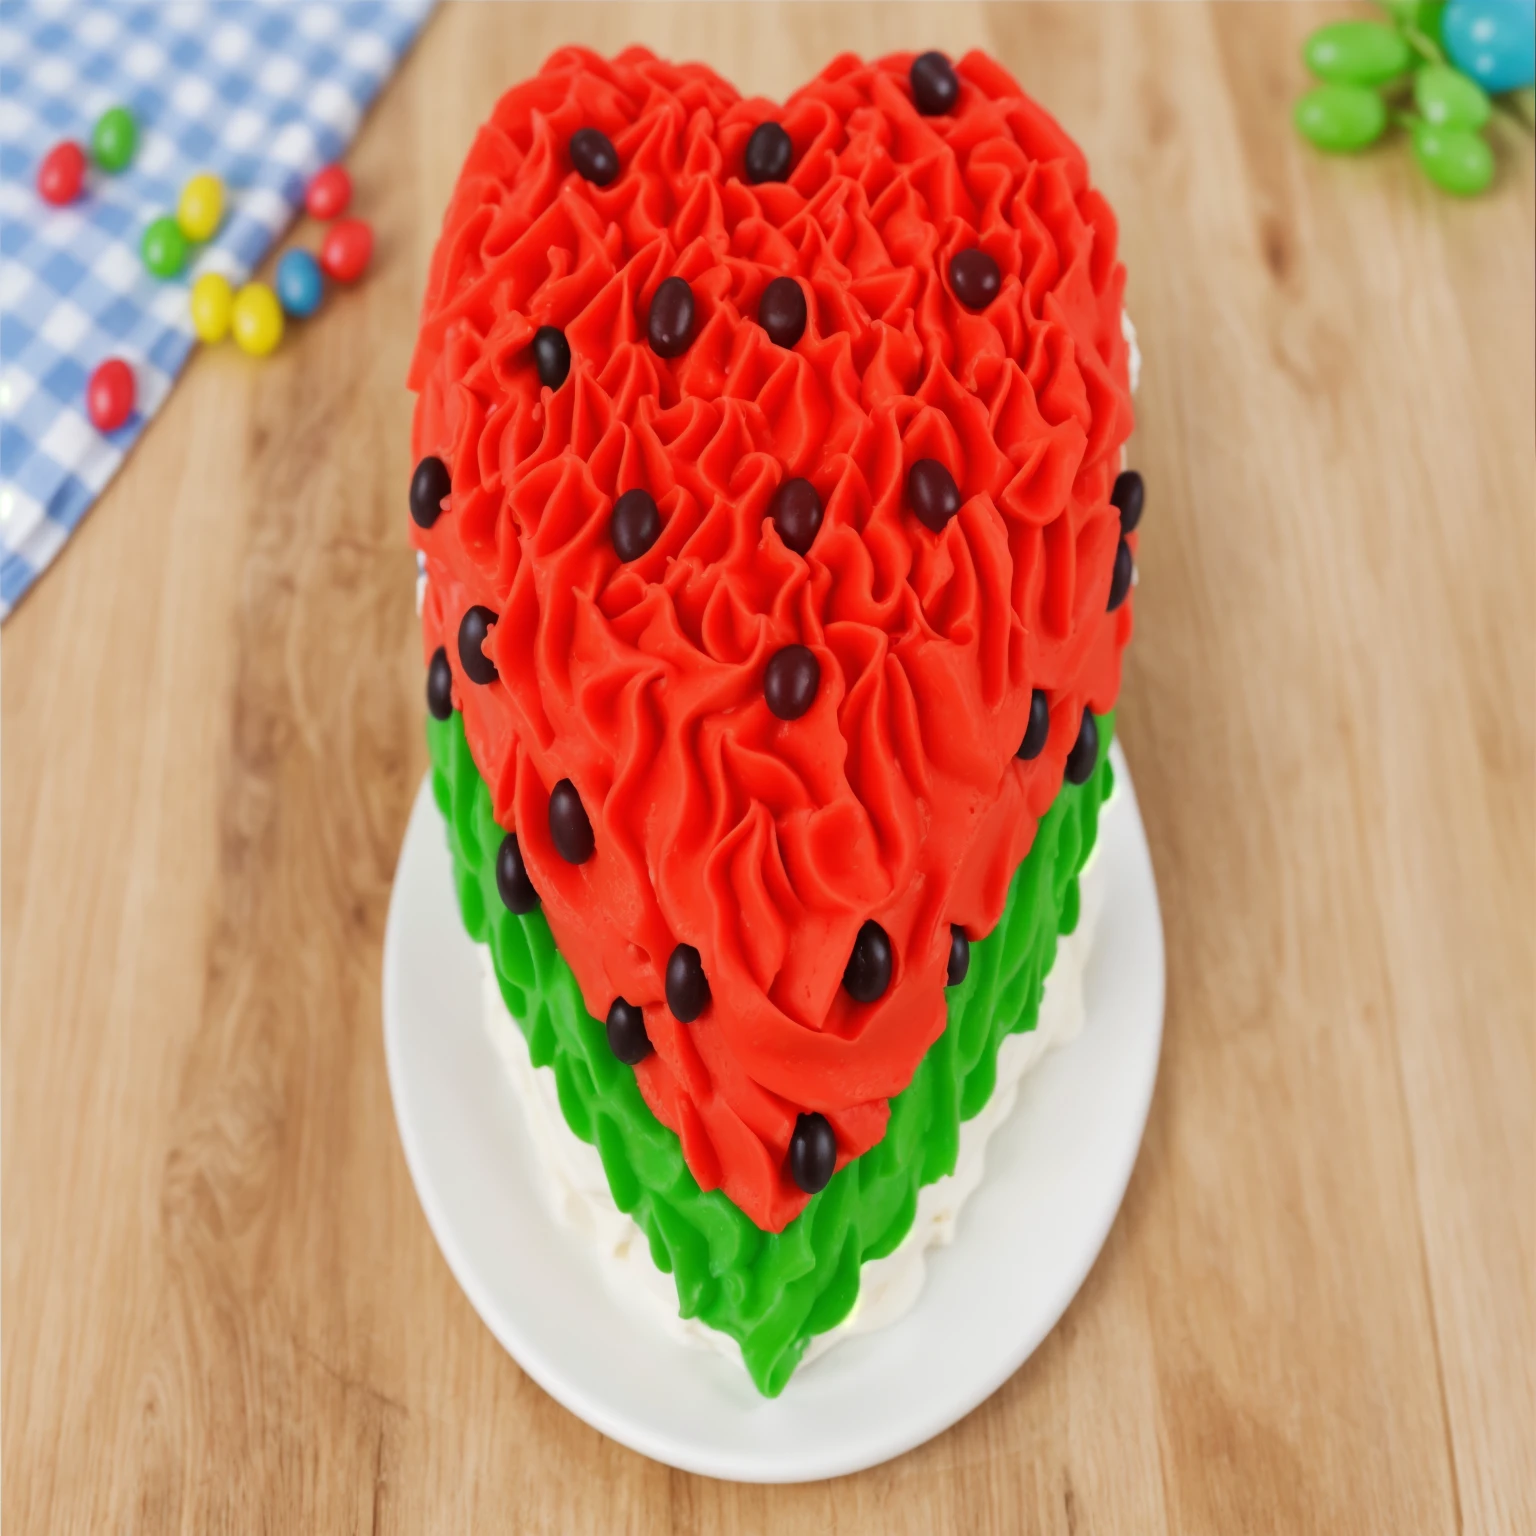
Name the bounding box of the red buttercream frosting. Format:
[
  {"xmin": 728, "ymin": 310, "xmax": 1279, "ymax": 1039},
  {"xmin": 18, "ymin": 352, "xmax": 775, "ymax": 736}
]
[{"xmin": 409, "ymin": 46, "xmax": 1136, "ymax": 1232}]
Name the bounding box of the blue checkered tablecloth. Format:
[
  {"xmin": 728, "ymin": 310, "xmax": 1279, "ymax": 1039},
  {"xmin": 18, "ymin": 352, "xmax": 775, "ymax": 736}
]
[{"xmin": 0, "ymin": 0, "xmax": 435, "ymax": 619}]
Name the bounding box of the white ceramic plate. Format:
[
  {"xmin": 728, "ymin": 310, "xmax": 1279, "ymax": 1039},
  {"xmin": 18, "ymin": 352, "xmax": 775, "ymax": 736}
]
[{"xmin": 383, "ymin": 742, "xmax": 1164, "ymax": 1483}]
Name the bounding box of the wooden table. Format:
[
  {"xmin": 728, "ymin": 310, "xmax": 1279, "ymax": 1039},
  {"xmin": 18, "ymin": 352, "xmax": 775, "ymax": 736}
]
[{"xmin": 5, "ymin": 4, "xmax": 1532, "ymax": 1530}]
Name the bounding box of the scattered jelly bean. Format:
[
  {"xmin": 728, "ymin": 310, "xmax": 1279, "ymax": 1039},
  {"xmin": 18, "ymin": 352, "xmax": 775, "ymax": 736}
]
[
  {"xmin": 304, "ymin": 163, "xmax": 352, "ymax": 220},
  {"xmin": 177, "ymin": 172, "xmax": 224, "ymax": 243},
  {"xmin": 1442, "ymin": 0, "xmax": 1536, "ymax": 94},
  {"xmin": 141, "ymin": 215, "xmax": 189, "ymax": 278},
  {"xmin": 1411, "ymin": 121, "xmax": 1495, "ymax": 194},
  {"xmin": 1413, "ymin": 64, "xmax": 1492, "ymax": 129},
  {"xmin": 275, "ymin": 248, "xmax": 323, "ymax": 317},
  {"xmin": 1294, "ymin": 83, "xmax": 1389, "ymax": 152},
  {"xmin": 231, "ymin": 281, "xmax": 284, "ymax": 356},
  {"xmin": 190, "ymin": 272, "xmax": 233, "ymax": 343},
  {"xmin": 91, "ymin": 105, "xmax": 137, "ymax": 172},
  {"xmin": 38, "ymin": 140, "xmax": 86, "ymax": 205},
  {"xmin": 1304, "ymin": 20, "xmax": 1413, "ymax": 86},
  {"xmin": 86, "ymin": 358, "xmax": 134, "ymax": 431},
  {"xmin": 319, "ymin": 217, "xmax": 372, "ymax": 283}
]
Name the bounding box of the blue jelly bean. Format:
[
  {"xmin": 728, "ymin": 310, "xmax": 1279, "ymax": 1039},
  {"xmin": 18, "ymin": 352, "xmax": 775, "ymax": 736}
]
[
  {"xmin": 1443, "ymin": 0, "xmax": 1536, "ymax": 94},
  {"xmin": 275, "ymin": 248, "xmax": 323, "ymax": 318}
]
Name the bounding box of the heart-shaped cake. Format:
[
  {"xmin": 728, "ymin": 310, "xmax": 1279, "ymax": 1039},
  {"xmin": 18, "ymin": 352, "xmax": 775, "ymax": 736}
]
[{"xmin": 411, "ymin": 45, "xmax": 1139, "ymax": 1391}]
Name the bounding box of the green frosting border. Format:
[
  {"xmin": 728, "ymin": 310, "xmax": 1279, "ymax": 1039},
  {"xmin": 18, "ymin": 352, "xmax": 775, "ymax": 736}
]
[{"xmin": 428, "ymin": 709, "xmax": 1114, "ymax": 1396}]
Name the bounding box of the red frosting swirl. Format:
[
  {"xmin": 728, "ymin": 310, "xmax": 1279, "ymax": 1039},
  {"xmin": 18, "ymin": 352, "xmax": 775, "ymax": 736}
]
[{"xmin": 410, "ymin": 47, "xmax": 1136, "ymax": 1232}]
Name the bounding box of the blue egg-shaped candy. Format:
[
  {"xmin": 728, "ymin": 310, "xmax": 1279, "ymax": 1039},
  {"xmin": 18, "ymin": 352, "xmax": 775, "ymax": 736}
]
[
  {"xmin": 1443, "ymin": 0, "xmax": 1535, "ymax": 93},
  {"xmin": 275, "ymin": 248, "xmax": 323, "ymax": 318}
]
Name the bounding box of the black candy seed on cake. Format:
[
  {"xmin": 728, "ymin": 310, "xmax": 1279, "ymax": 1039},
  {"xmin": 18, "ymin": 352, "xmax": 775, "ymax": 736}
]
[
  {"xmin": 548, "ymin": 778, "xmax": 595, "ymax": 864},
  {"xmin": 495, "ymin": 833, "xmax": 539, "ymax": 913},
  {"xmin": 1111, "ymin": 469, "xmax": 1144, "ymax": 533},
  {"xmin": 426, "ymin": 646, "xmax": 454, "ymax": 720},
  {"xmin": 611, "ymin": 488, "xmax": 661, "ymax": 561},
  {"xmin": 910, "ymin": 51, "xmax": 960, "ymax": 116},
  {"xmin": 458, "ymin": 605, "xmax": 499, "ymax": 685},
  {"xmin": 758, "ymin": 276, "xmax": 807, "ymax": 348},
  {"xmin": 843, "ymin": 920, "xmax": 893, "ymax": 1003},
  {"xmin": 947, "ymin": 925, "xmax": 971, "ymax": 987},
  {"xmin": 949, "ymin": 247, "xmax": 1001, "ymax": 310},
  {"xmin": 789, "ymin": 1112, "xmax": 838, "ymax": 1195},
  {"xmin": 410, "ymin": 455, "xmax": 450, "ymax": 529},
  {"xmin": 1108, "ymin": 538, "xmax": 1134, "ymax": 612},
  {"xmin": 605, "ymin": 997, "xmax": 652, "ymax": 1064},
  {"xmin": 769, "ymin": 477, "xmax": 822, "ymax": 555},
  {"xmin": 666, "ymin": 943, "xmax": 710, "ymax": 1023},
  {"xmin": 569, "ymin": 127, "xmax": 619, "ymax": 186},
  {"xmin": 764, "ymin": 644, "xmax": 820, "ymax": 720},
  {"xmin": 1017, "ymin": 688, "xmax": 1049, "ymax": 760},
  {"xmin": 648, "ymin": 276, "xmax": 696, "ymax": 358},
  {"xmin": 532, "ymin": 326, "xmax": 571, "ymax": 390},
  {"xmin": 907, "ymin": 458, "xmax": 961, "ymax": 532},
  {"xmin": 744, "ymin": 121, "xmax": 793, "ymax": 183},
  {"xmin": 1065, "ymin": 709, "xmax": 1099, "ymax": 786}
]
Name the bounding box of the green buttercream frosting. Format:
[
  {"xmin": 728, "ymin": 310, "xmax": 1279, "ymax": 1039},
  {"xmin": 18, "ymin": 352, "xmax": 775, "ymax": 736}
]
[{"xmin": 426, "ymin": 709, "xmax": 1115, "ymax": 1395}]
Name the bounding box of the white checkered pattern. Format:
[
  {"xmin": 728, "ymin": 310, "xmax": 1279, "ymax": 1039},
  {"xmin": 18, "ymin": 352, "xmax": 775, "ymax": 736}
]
[{"xmin": 0, "ymin": 0, "xmax": 434, "ymax": 618}]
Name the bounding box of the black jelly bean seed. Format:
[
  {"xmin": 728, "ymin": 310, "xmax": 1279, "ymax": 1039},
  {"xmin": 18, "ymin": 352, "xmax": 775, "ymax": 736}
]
[
  {"xmin": 666, "ymin": 943, "xmax": 709, "ymax": 1022},
  {"xmin": 1065, "ymin": 709, "xmax": 1099, "ymax": 786},
  {"xmin": 947, "ymin": 925, "xmax": 970, "ymax": 987},
  {"xmin": 907, "ymin": 458, "xmax": 961, "ymax": 532},
  {"xmin": 910, "ymin": 51, "xmax": 960, "ymax": 115},
  {"xmin": 949, "ymin": 247, "xmax": 1000, "ymax": 310},
  {"xmin": 611, "ymin": 488, "xmax": 661, "ymax": 561},
  {"xmin": 758, "ymin": 276, "xmax": 807, "ymax": 348},
  {"xmin": 1108, "ymin": 538, "xmax": 1133, "ymax": 611},
  {"xmin": 768, "ymin": 477, "xmax": 822, "ymax": 555},
  {"xmin": 569, "ymin": 127, "xmax": 619, "ymax": 186},
  {"xmin": 843, "ymin": 920, "xmax": 893, "ymax": 1003},
  {"xmin": 496, "ymin": 833, "xmax": 539, "ymax": 913},
  {"xmin": 764, "ymin": 644, "xmax": 820, "ymax": 720},
  {"xmin": 1111, "ymin": 469, "xmax": 1144, "ymax": 534},
  {"xmin": 458, "ymin": 605, "xmax": 499, "ymax": 685},
  {"xmin": 426, "ymin": 645, "xmax": 454, "ymax": 720},
  {"xmin": 606, "ymin": 997, "xmax": 652, "ymax": 1064},
  {"xmin": 789, "ymin": 1111, "xmax": 838, "ymax": 1194},
  {"xmin": 410, "ymin": 455, "xmax": 450, "ymax": 529},
  {"xmin": 532, "ymin": 326, "xmax": 571, "ymax": 389},
  {"xmin": 548, "ymin": 778, "xmax": 594, "ymax": 864},
  {"xmin": 648, "ymin": 276, "xmax": 695, "ymax": 358},
  {"xmin": 744, "ymin": 121, "xmax": 793, "ymax": 183},
  {"xmin": 1017, "ymin": 688, "xmax": 1049, "ymax": 760}
]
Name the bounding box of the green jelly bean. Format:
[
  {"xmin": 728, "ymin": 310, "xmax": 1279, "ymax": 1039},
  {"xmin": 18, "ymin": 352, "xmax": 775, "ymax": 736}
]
[
  {"xmin": 1413, "ymin": 64, "xmax": 1491, "ymax": 129},
  {"xmin": 1304, "ymin": 21, "xmax": 1414, "ymax": 86},
  {"xmin": 1378, "ymin": 0, "xmax": 1449, "ymax": 36},
  {"xmin": 141, "ymin": 215, "xmax": 189, "ymax": 279},
  {"xmin": 1411, "ymin": 123, "xmax": 1494, "ymax": 194},
  {"xmin": 1294, "ymin": 84, "xmax": 1389, "ymax": 153},
  {"xmin": 91, "ymin": 105, "xmax": 137, "ymax": 172}
]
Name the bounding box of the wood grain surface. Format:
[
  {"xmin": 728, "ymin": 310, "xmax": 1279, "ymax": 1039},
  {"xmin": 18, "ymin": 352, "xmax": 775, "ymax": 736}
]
[{"xmin": 4, "ymin": 3, "xmax": 1533, "ymax": 1531}]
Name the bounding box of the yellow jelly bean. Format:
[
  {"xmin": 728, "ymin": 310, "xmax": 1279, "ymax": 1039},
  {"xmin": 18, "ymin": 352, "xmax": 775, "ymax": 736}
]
[
  {"xmin": 190, "ymin": 272, "xmax": 233, "ymax": 343},
  {"xmin": 177, "ymin": 172, "xmax": 224, "ymax": 242},
  {"xmin": 231, "ymin": 282, "xmax": 283, "ymax": 357}
]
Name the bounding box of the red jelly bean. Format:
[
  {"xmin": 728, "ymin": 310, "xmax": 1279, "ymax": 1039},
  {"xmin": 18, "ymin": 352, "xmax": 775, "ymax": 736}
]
[
  {"xmin": 304, "ymin": 162, "xmax": 352, "ymax": 220},
  {"xmin": 38, "ymin": 140, "xmax": 86, "ymax": 206},
  {"xmin": 86, "ymin": 358, "xmax": 135, "ymax": 431},
  {"xmin": 319, "ymin": 217, "xmax": 373, "ymax": 283}
]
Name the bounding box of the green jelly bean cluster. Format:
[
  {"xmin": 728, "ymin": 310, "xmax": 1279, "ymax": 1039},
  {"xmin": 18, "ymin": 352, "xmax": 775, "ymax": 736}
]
[
  {"xmin": 426, "ymin": 705, "xmax": 1115, "ymax": 1397},
  {"xmin": 1293, "ymin": 3, "xmax": 1531, "ymax": 195}
]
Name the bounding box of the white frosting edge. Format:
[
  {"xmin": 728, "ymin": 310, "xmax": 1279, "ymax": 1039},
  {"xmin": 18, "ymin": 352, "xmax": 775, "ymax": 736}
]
[{"xmin": 479, "ymin": 795, "xmax": 1112, "ymax": 1378}]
